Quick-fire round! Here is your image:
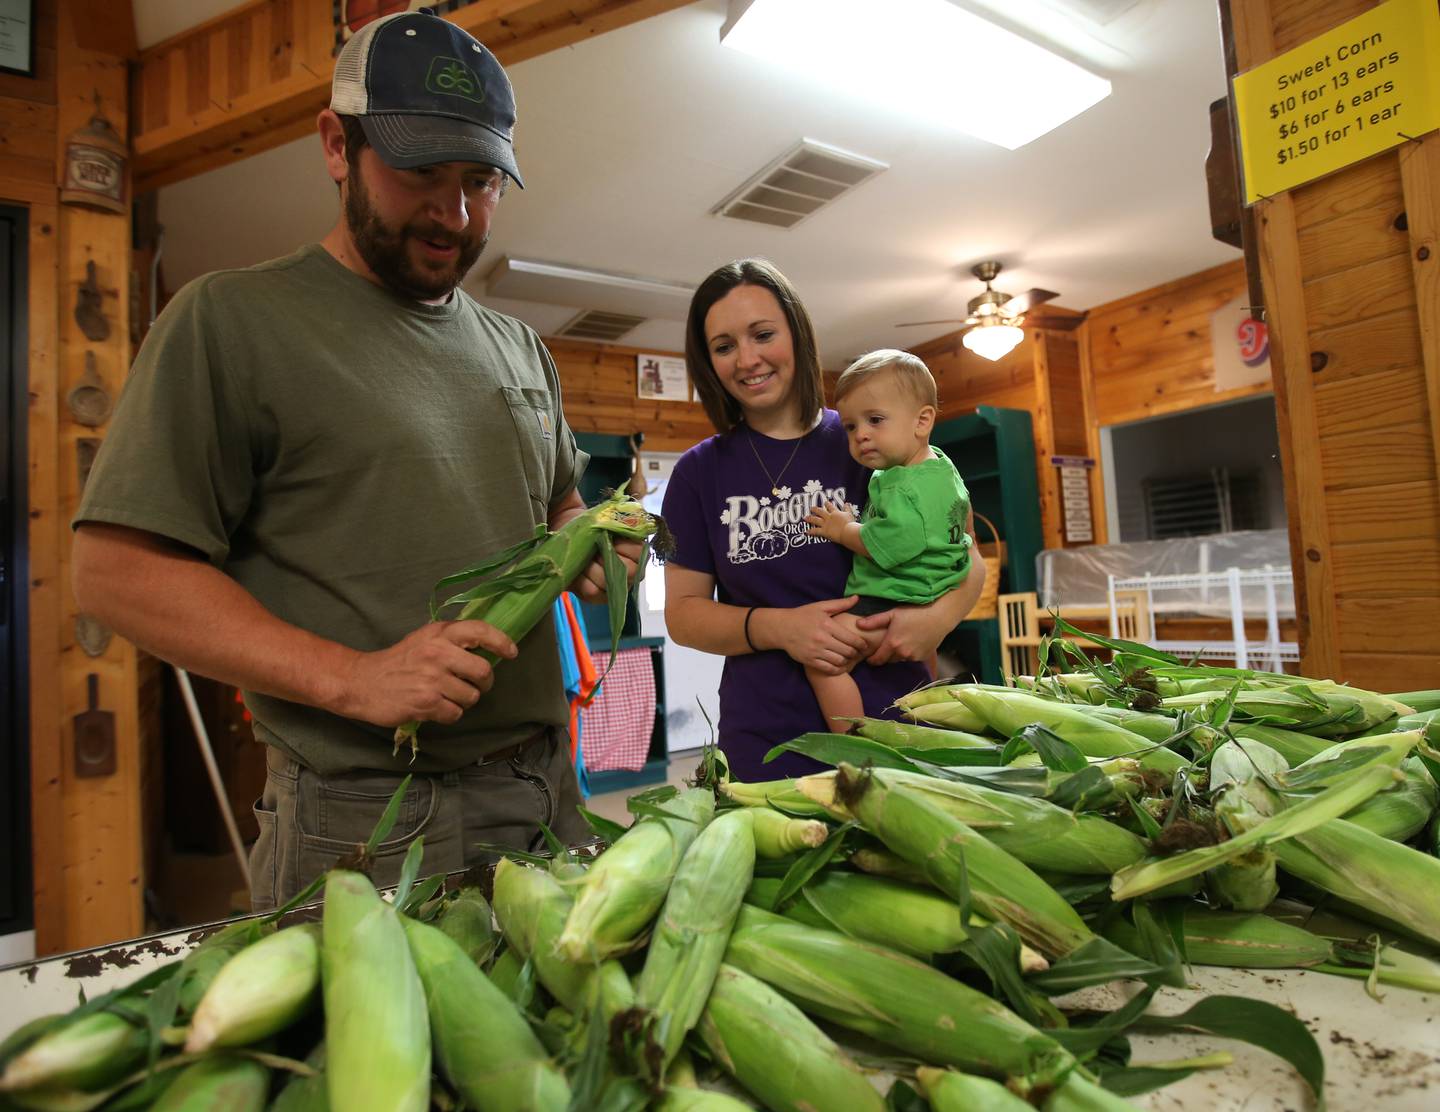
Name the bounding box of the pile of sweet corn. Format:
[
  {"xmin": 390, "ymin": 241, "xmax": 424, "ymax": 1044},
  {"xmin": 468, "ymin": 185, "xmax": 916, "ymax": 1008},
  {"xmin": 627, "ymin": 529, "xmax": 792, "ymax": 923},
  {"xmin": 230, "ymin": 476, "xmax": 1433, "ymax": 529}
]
[{"xmin": 3, "ymin": 657, "xmax": 1438, "ymax": 1111}]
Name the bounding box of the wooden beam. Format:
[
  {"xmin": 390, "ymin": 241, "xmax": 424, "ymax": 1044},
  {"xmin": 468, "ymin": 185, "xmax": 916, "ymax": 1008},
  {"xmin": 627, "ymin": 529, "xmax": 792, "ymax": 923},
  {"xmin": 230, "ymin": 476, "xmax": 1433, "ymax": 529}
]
[
  {"xmin": 1396, "ymin": 134, "xmax": 1440, "ymax": 497},
  {"xmin": 69, "ymin": 0, "xmax": 137, "ymax": 60},
  {"xmin": 130, "ymin": 0, "xmax": 693, "ymax": 193}
]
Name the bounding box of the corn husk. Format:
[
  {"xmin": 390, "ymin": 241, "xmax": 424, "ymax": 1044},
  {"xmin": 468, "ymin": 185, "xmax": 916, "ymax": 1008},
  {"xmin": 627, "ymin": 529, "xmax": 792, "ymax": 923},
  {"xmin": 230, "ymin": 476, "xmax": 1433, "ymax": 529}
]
[
  {"xmin": 725, "ymin": 906, "xmax": 1074, "ymax": 1090},
  {"xmin": 697, "ymin": 964, "xmax": 885, "ymax": 1112},
  {"xmin": 558, "ymin": 787, "xmax": 715, "ymax": 961},
  {"xmin": 916, "ymin": 1066, "xmax": 1034, "ymax": 1112},
  {"xmin": 434, "ymin": 886, "xmax": 499, "ymax": 968},
  {"xmin": 854, "ymin": 717, "xmax": 998, "ymax": 750},
  {"xmin": 321, "ymin": 870, "xmax": 429, "ymax": 1112},
  {"xmin": 748, "ymin": 806, "xmax": 828, "ymax": 858},
  {"xmin": 185, "ymin": 923, "xmax": 320, "ymax": 1052},
  {"xmin": 0, "ymin": 1008, "xmax": 146, "ymax": 1095},
  {"xmin": 403, "ymin": 915, "xmax": 570, "ymax": 1111},
  {"xmin": 1104, "ymin": 908, "xmax": 1332, "ymax": 969},
  {"xmin": 636, "ymin": 809, "xmax": 756, "ymax": 1071},
  {"xmin": 150, "ymin": 1056, "xmax": 269, "ymax": 1112},
  {"xmin": 719, "ymin": 779, "xmax": 828, "ymax": 817}
]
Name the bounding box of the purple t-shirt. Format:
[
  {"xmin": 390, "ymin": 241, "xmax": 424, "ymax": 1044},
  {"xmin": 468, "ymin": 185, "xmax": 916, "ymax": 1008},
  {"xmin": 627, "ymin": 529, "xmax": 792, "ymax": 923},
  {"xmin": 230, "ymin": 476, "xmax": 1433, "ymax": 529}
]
[{"xmin": 662, "ymin": 410, "xmax": 931, "ymax": 780}]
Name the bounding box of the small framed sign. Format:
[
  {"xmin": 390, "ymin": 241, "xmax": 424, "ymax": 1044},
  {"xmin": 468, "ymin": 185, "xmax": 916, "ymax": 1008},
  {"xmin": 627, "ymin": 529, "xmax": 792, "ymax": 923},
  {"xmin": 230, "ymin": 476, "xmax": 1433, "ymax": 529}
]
[
  {"xmin": 0, "ymin": 0, "xmax": 35, "ymax": 79},
  {"xmin": 636, "ymin": 354, "xmax": 689, "ymax": 402}
]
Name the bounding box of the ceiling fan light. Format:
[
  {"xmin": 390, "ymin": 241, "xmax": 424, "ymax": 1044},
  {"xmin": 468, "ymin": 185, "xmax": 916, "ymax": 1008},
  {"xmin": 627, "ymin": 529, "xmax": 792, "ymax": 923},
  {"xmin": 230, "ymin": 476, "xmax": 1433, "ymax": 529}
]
[{"xmin": 963, "ymin": 322, "xmax": 1025, "ymax": 361}]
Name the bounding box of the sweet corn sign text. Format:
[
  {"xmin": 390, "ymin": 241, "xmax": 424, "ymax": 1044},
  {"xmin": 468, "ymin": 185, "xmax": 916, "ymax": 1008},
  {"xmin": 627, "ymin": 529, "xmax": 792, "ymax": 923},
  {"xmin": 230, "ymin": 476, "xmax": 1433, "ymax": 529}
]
[{"xmin": 1231, "ymin": 0, "xmax": 1440, "ymax": 205}]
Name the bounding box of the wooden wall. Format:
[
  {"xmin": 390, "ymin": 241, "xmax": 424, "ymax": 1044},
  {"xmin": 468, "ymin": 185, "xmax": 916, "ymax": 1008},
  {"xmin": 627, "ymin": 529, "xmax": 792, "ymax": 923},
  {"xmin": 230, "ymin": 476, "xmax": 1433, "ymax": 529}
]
[
  {"xmin": 546, "ymin": 338, "xmax": 714, "ymax": 454},
  {"xmin": 1233, "ymin": 0, "xmax": 1440, "ymax": 691}
]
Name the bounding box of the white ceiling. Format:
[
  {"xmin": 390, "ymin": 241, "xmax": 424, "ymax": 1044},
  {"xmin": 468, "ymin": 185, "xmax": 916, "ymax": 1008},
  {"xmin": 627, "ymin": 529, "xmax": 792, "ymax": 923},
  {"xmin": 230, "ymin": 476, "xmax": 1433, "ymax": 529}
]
[{"xmin": 145, "ymin": 0, "xmax": 1240, "ymax": 367}]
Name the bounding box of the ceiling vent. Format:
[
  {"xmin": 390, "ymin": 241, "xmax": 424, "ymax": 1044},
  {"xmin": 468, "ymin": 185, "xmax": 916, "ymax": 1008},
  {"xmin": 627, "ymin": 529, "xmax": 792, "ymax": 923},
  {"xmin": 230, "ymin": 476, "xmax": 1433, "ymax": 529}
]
[
  {"xmin": 555, "ymin": 309, "xmax": 647, "ymax": 343},
  {"xmin": 712, "ymin": 139, "xmax": 889, "ymax": 230}
]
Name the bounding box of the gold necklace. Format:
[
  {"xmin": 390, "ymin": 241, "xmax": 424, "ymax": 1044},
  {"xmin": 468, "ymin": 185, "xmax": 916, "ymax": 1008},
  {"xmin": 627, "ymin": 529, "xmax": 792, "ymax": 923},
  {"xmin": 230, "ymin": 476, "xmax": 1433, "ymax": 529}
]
[{"xmin": 746, "ymin": 426, "xmax": 808, "ymax": 497}]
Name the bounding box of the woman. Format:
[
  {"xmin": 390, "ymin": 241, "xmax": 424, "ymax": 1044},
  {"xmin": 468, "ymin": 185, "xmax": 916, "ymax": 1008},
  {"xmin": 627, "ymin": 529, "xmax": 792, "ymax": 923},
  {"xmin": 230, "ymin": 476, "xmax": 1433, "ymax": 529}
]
[{"xmin": 662, "ymin": 259, "xmax": 984, "ymax": 780}]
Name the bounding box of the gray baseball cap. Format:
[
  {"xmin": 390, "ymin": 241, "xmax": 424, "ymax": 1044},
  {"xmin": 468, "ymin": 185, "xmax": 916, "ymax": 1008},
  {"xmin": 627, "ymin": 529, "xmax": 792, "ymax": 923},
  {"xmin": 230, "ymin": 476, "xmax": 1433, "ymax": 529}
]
[{"xmin": 330, "ymin": 9, "xmax": 523, "ymax": 187}]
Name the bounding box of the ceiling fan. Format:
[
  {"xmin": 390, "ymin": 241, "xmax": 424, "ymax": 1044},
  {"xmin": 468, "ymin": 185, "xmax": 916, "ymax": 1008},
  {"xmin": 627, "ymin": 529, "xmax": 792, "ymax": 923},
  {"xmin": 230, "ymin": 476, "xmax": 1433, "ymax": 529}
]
[{"xmin": 897, "ymin": 261, "xmax": 1083, "ymax": 361}]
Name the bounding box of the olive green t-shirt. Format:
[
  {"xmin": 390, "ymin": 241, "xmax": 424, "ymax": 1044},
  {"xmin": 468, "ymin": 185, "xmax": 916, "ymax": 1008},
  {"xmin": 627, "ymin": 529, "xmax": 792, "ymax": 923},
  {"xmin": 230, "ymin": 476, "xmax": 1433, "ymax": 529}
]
[
  {"xmin": 846, "ymin": 450, "xmax": 972, "ymax": 605},
  {"xmin": 75, "ymin": 244, "xmax": 589, "ymax": 776}
]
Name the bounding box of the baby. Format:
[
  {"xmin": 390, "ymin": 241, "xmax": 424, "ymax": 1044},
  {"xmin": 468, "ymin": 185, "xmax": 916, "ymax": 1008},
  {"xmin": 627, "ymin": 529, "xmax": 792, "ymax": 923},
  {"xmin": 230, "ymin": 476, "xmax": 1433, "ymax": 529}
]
[{"xmin": 803, "ymin": 349, "xmax": 974, "ymax": 732}]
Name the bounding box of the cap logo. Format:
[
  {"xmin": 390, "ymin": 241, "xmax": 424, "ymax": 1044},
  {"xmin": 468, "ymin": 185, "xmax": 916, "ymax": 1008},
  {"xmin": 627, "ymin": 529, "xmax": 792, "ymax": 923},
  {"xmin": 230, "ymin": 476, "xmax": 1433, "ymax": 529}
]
[{"xmin": 425, "ymin": 56, "xmax": 485, "ymax": 104}]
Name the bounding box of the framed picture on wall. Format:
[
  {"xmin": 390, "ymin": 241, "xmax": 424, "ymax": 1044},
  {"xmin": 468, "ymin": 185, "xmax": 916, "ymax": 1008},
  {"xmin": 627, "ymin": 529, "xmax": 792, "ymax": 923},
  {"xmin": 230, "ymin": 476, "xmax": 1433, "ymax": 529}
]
[
  {"xmin": 0, "ymin": 0, "xmax": 35, "ymax": 79},
  {"xmin": 636, "ymin": 354, "xmax": 689, "ymax": 402}
]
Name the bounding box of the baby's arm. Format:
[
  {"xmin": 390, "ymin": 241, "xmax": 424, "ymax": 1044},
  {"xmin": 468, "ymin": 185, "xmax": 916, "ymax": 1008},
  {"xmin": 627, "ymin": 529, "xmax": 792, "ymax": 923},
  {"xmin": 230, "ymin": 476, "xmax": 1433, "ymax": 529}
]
[{"xmin": 804, "ymin": 501, "xmax": 871, "ymax": 557}]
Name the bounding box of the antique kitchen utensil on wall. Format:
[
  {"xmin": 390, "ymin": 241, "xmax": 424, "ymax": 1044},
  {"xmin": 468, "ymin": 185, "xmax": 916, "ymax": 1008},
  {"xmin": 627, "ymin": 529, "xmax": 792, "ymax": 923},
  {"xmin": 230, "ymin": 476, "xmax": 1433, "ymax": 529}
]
[
  {"xmin": 74, "ymin": 259, "xmax": 110, "ymax": 341},
  {"xmin": 67, "ymin": 351, "xmax": 113, "ymax": 427},
  {"xmin": 74, "ymin": 673, "xmax": 117, "ymax": 778},
  {"xmin": 75, "ymin": 614, "xmax": 113, "ymax": 658}
]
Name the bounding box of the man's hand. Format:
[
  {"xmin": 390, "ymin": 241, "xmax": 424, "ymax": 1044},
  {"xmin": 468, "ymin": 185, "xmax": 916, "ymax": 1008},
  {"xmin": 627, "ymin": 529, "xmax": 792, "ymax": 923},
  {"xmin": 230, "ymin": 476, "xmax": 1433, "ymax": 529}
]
[
  {"xmin": 331, "ymin": 620, "xmax": 518, "ymax": 727},
  {"xmin": 855, "ymin": 584, "xmax": 973, "ymax": 665},
  {"xmin": 804, "ymin": 501, "xmax": 857, "ymax": 544},
  {"xmin": 568, "ymin": 537, "xmax": 644, "ymax": 605}
]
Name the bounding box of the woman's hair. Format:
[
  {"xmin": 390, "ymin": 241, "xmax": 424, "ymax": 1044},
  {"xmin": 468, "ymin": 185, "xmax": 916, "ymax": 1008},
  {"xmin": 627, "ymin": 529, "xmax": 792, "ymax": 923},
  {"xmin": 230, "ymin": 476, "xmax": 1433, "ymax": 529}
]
[
  {"xmin": 684, "ymin": 258, "xmax": 824, "ymax": 434},
  {"xmin": 834, "ymin": 349, "xmax": 937, "ymax": 408}
]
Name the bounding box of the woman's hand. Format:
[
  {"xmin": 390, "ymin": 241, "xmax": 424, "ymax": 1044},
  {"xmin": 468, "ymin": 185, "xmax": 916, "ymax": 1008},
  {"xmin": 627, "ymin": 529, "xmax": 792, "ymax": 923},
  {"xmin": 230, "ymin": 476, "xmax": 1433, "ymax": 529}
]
[
  {"xmin": 855, "ymin": 589, "xmax": 972, "ymax": 665},
  {"xmin": 761, "ymin": 596, "xmax": 869, "ymax": 675}
]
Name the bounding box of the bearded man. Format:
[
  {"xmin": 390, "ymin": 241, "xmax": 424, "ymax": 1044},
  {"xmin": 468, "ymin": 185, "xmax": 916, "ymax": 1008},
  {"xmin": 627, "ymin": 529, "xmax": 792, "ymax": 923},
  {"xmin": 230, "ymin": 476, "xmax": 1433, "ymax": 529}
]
[{"xmin": 73, "ymin": 10, "xmax": 626, "ymax": 910}]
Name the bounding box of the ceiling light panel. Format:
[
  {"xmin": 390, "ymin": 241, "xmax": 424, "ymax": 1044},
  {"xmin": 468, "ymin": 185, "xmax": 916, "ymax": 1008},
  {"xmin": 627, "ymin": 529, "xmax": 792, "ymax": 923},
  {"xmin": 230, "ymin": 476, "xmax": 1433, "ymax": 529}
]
[
  {"xmin": 713, "ymin": 138, "xmax": 888, "ymax": 229},
  {"xmin": 721, "ymin": 0, "xmax": 1112, "ymax": 150},
  {"xmin": 484, "ymin": 257, "xmax": 694, "ymax": 319}
]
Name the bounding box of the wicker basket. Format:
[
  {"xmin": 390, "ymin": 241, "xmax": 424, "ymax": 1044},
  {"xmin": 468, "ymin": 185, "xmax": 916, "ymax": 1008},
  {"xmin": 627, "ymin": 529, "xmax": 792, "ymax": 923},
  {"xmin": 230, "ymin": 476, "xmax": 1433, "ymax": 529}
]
[{"xmin": 967, "ymin": 512, "xmax": 1005, "ymax": 620}]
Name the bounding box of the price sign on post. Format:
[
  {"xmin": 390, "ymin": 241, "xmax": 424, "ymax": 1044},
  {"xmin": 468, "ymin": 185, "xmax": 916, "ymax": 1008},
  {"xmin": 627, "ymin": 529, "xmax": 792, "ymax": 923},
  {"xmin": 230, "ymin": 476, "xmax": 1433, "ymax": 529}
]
[{"xmin": 1231, "ymin": 0, "xmax": 1440, "ymax": 205}]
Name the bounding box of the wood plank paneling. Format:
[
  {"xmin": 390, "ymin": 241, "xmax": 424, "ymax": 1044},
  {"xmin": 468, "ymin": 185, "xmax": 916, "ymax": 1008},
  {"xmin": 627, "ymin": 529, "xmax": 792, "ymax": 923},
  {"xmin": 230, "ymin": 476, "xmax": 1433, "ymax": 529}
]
[
  {"xmin": 1308, "ymin": 306, "xmax": 1423, "ymax": 382},
  {"xmin": 1303, "ymin": 252, "xmax": 1416, "ymax": 333},
  {"xmin": 1314, "ymin": 365, "xmax": 1427, "ymax": 437},
  {"xmin": 1325, "ymin": 479, "xmax": 1440, "ymax": 544},
  {"xmin": 1331, "ymin": 539, "xmax": 1440, "ymax": 598},
  {"xmin": 1340, "ymin": 652, "xmax": 1440, "ymax": 692},
  {"xmin": 1319, "ymin": 422, "xmax": 1435, "ymax": 490},
  {"xmin": 1295, "ymin": 191, "xmax": 1409, "ymax": 280},
  {"xmin": 1335, "ymin": 596, "xmax": 1440, "ymax": 654}
]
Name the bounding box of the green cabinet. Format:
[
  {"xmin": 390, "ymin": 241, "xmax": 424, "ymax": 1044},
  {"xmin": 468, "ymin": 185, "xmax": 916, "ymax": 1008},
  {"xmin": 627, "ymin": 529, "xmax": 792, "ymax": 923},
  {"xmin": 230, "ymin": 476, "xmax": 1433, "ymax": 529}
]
[{"xmin": 931, "ymin": 407, "xmax": 1043, "ymax": 683}]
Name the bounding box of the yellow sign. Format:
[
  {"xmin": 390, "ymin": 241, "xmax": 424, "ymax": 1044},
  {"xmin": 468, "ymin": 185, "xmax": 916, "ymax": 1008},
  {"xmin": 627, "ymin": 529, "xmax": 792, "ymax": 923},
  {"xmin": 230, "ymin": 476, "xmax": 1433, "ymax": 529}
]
[{"xmin": 1232, "ymin": 0, "xmax": 1440, "ymax": 205}]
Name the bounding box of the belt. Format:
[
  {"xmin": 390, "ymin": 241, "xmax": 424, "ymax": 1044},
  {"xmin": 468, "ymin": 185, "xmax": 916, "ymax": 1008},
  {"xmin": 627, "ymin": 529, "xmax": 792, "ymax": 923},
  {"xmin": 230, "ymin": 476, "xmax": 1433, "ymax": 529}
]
[{"xmin": 476, "ymin": 727, "xmax": 551, "ymax": 767}]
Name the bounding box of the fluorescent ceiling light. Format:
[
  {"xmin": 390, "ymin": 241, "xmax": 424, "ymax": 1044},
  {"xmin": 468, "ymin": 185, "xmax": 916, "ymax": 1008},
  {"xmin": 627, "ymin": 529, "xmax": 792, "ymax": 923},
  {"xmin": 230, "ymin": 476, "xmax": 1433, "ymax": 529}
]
[
  {"xmin": 963, "ymin": 321, "xmax": 1025, "ymax": 361},
  {"xmin": 721, "ymin": 0, "xmax": 1111, "ymax": 149}
]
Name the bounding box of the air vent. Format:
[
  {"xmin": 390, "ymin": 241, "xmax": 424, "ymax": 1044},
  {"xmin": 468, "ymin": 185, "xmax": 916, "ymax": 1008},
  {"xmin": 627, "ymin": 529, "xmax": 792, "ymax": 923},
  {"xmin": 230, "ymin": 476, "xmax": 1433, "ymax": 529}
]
[
  {"xmin": 712, "ymin": 139, "xmax": 888, "ymax": 229},
  {"xmin": 556, "ymin": 310, "xmax": 647, "ymax": 343}
]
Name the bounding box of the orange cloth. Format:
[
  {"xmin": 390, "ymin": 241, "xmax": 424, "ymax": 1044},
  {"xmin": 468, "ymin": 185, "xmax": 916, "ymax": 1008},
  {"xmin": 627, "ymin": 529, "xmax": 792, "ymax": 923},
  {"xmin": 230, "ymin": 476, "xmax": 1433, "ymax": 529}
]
[{"xmin": 561, "ymin": 592, "xmax": 600, "ymax": 759}]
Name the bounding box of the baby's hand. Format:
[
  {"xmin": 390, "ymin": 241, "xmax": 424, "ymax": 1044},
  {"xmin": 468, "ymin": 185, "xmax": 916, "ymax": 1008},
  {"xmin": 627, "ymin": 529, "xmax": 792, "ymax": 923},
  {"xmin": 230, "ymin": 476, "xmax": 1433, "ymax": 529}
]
[{"xmin": 804, "ymin": 501, "xmax": 856, "ymax": 542}]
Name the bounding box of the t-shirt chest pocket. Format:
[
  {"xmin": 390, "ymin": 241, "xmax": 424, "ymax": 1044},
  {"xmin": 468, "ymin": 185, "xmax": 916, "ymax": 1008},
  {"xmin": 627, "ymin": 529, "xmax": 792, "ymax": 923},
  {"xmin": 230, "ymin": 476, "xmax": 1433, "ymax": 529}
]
[{"xmin": 501, "ymin": 385, "xmax": 557, "ymax": 511}]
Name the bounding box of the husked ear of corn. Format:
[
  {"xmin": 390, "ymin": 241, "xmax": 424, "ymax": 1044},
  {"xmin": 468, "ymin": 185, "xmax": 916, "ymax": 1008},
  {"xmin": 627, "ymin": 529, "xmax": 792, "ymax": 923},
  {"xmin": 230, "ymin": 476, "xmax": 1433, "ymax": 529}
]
[
  {"xmin": 491, "ymin": 858, "xmax": 635, "ymax": 1023},
  {"xmin": 725, "ymin": 906, "xmax": 1075, "ymax": 1091},
  {"xmin": 697, "ymin": 964, "xmax": 886, "ymax": 1112},
  {"xmin": 636, "ymin": 809, "xmax": 756, "ymax": 1072},
  {"xmin": 402, "ymin": 915, "xmax": 571, "ymax": 1112},
  {"xmin": 321, "ymin": 870, "xmax": 430, "ymax": 1112},
  {"xmin": 150, "ymin": 1055, "xmax": 270, "ymax": 1112},
  {"xmin": 748, "ymin": 806, "xmax": 828, "ymax": 858},
  {"xmin": 185, "ymin": 923, "xmax": 320, "ymax": 1053},
  {"xmin": 395, "ymin": 489, "xmax": 666, "ymax": 756},
  {"xmin": 916, "ymin": 1066, "xmax": 1034, "ymax": 1111},
  {"xmin": 558, "ymin": 787, "xmax": 715, "ymax": 961},
  {"xmin": 1104, "ymin": 908, "xmax": 1331, "ymax": 970},
  {"xmin": 814, "ymin": 765, "xmax": 1095, "ymax": 958},
  {"xmin": 0, "ymin": 1005, "xmax": 147, "ymax": 1096}
]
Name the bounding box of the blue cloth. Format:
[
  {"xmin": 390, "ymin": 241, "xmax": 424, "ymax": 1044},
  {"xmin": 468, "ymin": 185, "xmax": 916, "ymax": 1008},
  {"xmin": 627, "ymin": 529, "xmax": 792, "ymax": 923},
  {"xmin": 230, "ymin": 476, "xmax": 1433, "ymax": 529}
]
[{"xmin": 553, "ymin": 595, "xmax": 590, "ymax": 798}]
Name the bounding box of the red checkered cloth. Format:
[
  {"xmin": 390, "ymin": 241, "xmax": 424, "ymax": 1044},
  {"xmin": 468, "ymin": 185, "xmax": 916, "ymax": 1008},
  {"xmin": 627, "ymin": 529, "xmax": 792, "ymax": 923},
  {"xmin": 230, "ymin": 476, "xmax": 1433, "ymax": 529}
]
[{"xmin": 581, "ymin": 648, "xmax": 657, "ymax": 772}]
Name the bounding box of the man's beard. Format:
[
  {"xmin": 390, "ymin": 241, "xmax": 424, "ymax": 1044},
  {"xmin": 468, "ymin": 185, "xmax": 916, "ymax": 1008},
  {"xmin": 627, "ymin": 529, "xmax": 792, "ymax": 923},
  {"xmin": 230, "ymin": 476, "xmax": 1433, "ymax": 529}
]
[{"xmin": 344, "ymin": 165, "xmax": 486, "ymax": 301}]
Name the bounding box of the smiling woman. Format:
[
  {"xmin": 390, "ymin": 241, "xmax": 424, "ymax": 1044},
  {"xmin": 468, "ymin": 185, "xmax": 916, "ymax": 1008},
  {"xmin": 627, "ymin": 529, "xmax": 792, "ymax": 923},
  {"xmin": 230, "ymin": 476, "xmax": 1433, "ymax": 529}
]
[{"xmin": 659, "ymin": 259, "xmax": 975, "ymax": 780}]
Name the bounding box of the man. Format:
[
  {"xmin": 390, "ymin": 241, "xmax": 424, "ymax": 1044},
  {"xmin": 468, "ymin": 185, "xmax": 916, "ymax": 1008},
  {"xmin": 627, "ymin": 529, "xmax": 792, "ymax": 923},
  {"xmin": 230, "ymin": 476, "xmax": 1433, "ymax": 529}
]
[{"xmin": 72, "ymin": 10, "xmax": 631, "ymax": 910}]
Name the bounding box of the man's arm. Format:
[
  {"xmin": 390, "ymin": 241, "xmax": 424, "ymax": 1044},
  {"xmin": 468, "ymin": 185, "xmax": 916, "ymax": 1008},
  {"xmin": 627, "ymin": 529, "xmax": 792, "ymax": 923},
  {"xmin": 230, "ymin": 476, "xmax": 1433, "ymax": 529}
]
[{"xmin": 71, "ymin": 523, "xmax": 517, "ymax": 728}]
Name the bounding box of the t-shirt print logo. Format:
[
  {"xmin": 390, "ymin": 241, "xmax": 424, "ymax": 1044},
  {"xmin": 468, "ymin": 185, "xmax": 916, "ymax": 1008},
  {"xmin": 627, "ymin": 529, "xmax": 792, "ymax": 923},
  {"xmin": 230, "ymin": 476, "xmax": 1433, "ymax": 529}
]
[
  {"xmin": 426, "ymin": 56, "xmax": 485, "ymax": 104},
  {"xmin": 720, "ymin": 477, "xmax": 847, "ymax": 564}
]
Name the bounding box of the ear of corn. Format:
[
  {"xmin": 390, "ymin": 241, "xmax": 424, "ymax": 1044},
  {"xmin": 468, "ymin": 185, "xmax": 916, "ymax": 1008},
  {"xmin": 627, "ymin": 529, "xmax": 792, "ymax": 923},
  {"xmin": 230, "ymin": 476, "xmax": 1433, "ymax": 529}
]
[
  {"xmin": 1042, "ymin": 1071, "xmax": 1145, "ymax": 1112},
  {"xmin": 916, "ymin": 1066, "xmax": 1035, "ymax": 1112},
  {"xmin": 1103, "ymin": 907, "xmax": 1332, "ymax": 970},
  {"xmin": 848, "ymin": 845, "xmax": 930, "ymax": 886},
  {"xmin": 1206, "ymin": 848, "xmax": 1280, "ymax": 912},
  {"xmin": 269, "ymin": 1044, "xmax": 328, "ymax": 1112},
  {"xmin": 1231, "ymin": 723, "xmax": 1335, "ymax": 766},
  {"xmin": 719, "ymin": 779, "xmax": 829, "ymax": 817},
  {"xmin": 725, "ymin": 906, "xmax": 1075, "ymax": 1090},
  {"xmin": 491, "ymin": 857, "xmax": 635, "ymax": 1023},
  {"xmin": 149, "ymin": 1056, "xmax": 270, "ymax": 1112},
  {"xmin": 184, "ymin": 923, "xmax": 321, "ymax": 1053},
  {"xmin": 696, "ymin": 963, "xmax": 886, "ymax": 1112},
  {"xmin": 395, "ymin": 490, "xmax": 663, "ymax": 755},
  {"xmin": 1388, "ymin": 689, "xmax": 1440, "ymax": 713},
  {"xmin": 1338, "ymin": 760, "xmax": 1437, "ymax": 842},
  {"xmin": 558, "ymin": 787, "xmax": 715, "ymax": 961},
  {"xmin": 321, "ymin": 870, "xmax": 430, "ymax": 1112},
  {"xmin": 748, "ymin": 806, "xmax": 828, "ymax": 858},
  {"xmin": 654, "ymin": 1086, "xmax": 756, "ymax": 1111},
  {"xmin": 854, "ymin": 717, "xmax": 998, "ymax": 750},
  {"xmin": 176, "ymin": 922, "xmax": 270, "ymax": 1017},
  {"xmin": 0, "ymin": 1007, "xmax": 147, "ymax": 1095},
  {"xmin": 635, "ymin": 809, "xmax": 756, "ymax": 1071},
  {"xmin": 434, "ymin": 885, "xmax": 499, "ymax": 968},
  {"xmin": 402, "ymin": 914, "xmax": 571, "ymax": 1112},
  {"xmin": 813, "ymin": 765, "xmax": 1095, "ymax": 958},
  {"xmin": 899, "ymin": 699, "xmax": 992, "ymax": 733}
]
